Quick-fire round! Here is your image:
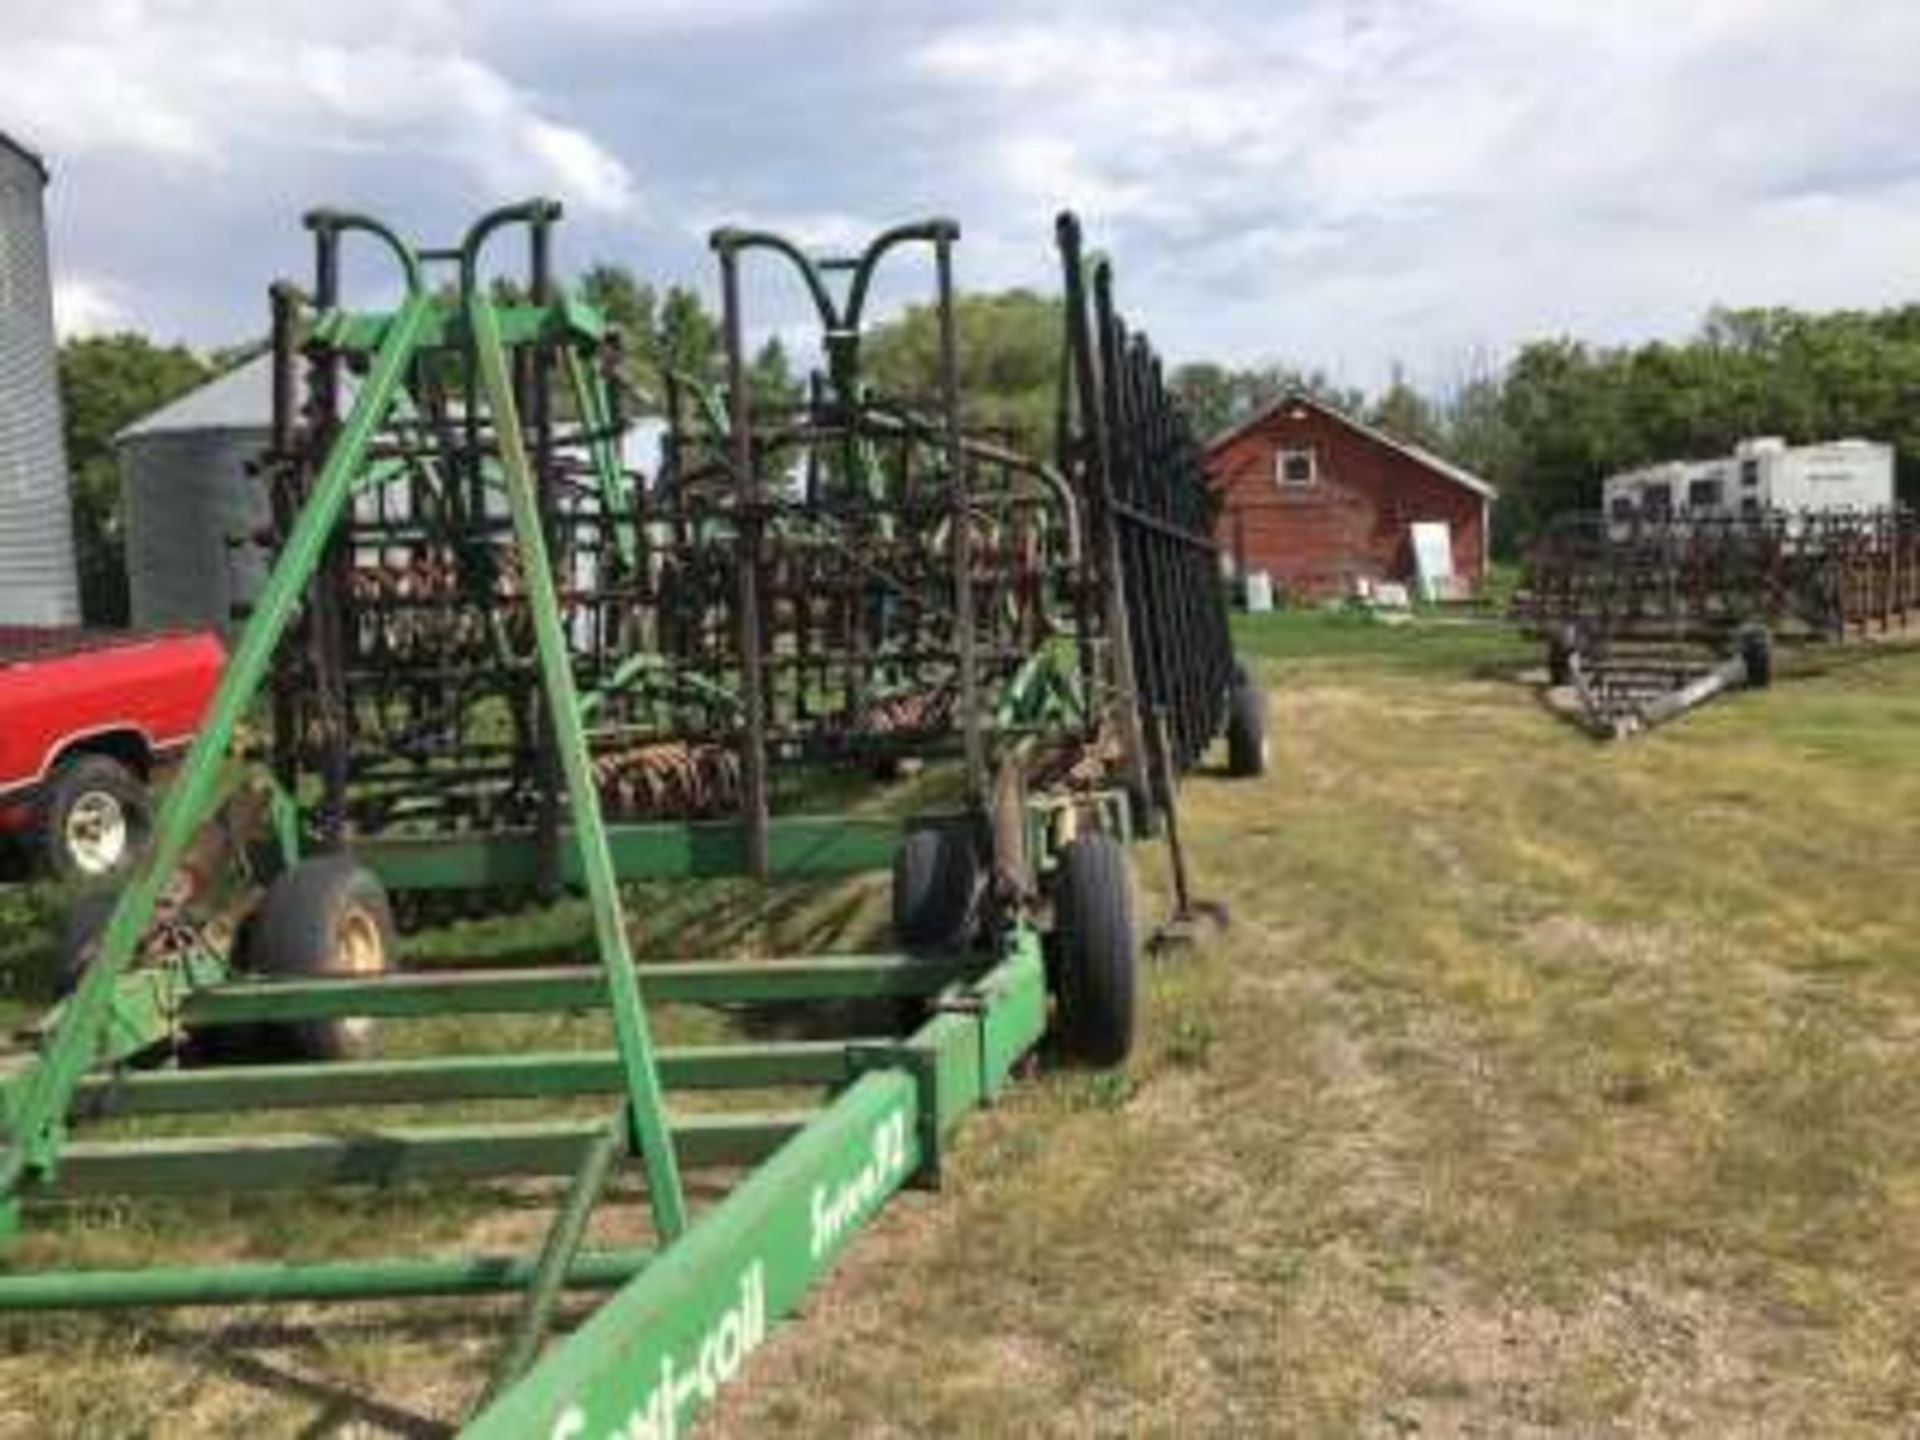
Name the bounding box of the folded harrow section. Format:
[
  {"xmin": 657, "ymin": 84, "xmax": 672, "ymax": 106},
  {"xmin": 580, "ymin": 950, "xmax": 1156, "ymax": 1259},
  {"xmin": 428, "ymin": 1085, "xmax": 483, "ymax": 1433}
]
[{"xmin": 0, "ymin": 201, "xmax": 1248, "ymax": 1435}]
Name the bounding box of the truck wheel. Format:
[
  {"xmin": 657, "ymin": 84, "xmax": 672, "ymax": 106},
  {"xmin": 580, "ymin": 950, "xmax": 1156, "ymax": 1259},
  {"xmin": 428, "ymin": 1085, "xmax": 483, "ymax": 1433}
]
[
  {"xmin": 251, "ymin": 856, "xmax": 394, "ymax": 1062},
  {"xmin": 892, "ymin": 824, "xmax": 980, "ymax": 953},
  {"xmin": 1049, "ymin": 833, "xmax": 1137, "ymax": 1067},
  {"xmin": 1226, "ymin": 681, "xmax": 1269, "ymax": 778},
  {"xmin": 39, "ymin": 755, "xmax": 150, "ymax": 886}
]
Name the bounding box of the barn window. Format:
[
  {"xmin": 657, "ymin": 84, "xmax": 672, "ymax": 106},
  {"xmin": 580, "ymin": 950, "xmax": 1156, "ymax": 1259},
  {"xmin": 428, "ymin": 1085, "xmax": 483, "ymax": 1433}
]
[
  {"xmin": 1687, "ymin": 478, "xmax": 1722, "ymax": 511},
  {"xmin": 1276, "ymin": 447, "xmax": 1316, "ymax": 488}
]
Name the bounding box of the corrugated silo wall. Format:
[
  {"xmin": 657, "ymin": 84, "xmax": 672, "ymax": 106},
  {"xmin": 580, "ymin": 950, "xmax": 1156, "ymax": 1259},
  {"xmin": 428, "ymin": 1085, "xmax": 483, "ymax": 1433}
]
[
  {"xmin": 122, "ymin": 428, "xmax": 272, "ymax": 634},
  {"xmin": 0, "ymin": 143, "xmax": 80, "ymax": 625}
]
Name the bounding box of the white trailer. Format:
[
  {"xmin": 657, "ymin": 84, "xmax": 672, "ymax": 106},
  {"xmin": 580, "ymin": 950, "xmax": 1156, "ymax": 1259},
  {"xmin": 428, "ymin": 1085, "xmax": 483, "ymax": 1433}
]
[{"xmin": 1604, "ymin": 437, "xmax": 1894, "ymax": 530}]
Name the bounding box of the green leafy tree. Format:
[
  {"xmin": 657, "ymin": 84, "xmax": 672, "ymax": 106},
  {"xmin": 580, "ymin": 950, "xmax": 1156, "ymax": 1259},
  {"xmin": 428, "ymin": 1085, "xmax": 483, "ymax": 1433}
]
[
  {"xmin": 748, "ymin": 336, "xmax": 801, "ymax": 413},
  {"xmin": 656, "ymin": 285, "xmax": 722, "ymax": 392},
  {"xmin": 865, "ymin": 289, "xmax": 1064, "ymax": 458},
  {"xmin": 1171, "ymin": 361, "xmax": 1238, "ymax": 441},
  {"xmin": 1369, "ymin": 364, "xmax": 1445, "ymax": 450},
  {"xmin": 578, "ymin": 263, "xmax": 660, "ymax": 397},
  {"xmin": 58, "ymin": 334, "xmax": 212, "ymax": 624}
]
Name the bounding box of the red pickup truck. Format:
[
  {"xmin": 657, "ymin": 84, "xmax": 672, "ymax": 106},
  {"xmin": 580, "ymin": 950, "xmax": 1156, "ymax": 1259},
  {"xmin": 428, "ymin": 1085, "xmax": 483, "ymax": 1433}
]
[{"xmin": 0, "ymin": 627, "xmax": 225, "ymax": 883}]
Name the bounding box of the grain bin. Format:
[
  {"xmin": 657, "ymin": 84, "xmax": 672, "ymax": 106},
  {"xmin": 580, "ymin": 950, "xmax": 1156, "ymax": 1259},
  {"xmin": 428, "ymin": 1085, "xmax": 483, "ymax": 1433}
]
[
  {"xmin": 118, "ymin": 353, "xmax": 275, "ymax": 633},
  {"xmin": 0, "ymin": 131, "xmax": 80, "ymax": 626}
]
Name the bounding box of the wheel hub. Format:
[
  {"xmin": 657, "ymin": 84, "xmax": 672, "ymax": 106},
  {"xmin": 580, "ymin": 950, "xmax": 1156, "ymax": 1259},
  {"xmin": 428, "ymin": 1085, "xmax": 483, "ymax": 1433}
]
[
  {"xmin": 64, "ymin": 792, "xmax": 129, "ymax": 876},
  {"xmin": 330, "ymin": 905, "xmax": 386, "ymax": 1046}
]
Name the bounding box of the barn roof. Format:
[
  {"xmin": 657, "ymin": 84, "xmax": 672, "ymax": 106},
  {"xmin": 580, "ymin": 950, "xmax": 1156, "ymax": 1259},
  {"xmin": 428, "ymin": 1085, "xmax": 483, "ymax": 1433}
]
[{"xmin": 1207, "ymin": 391, "xmax": 1498, "ymax": 500}]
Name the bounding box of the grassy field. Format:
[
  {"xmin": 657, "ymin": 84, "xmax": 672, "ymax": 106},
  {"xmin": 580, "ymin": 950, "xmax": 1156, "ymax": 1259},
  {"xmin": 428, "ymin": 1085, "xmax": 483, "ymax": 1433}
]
[{"xmin": 5, "ymin": 609, "xmax": 1920, "ymax": 1434}]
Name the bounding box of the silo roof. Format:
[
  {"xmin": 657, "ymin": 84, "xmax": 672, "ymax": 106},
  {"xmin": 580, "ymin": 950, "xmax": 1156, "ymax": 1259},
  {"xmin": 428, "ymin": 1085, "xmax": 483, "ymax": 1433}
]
[
  {"xmin": 118, "ymin": 352, "xmax": 276, "ymax": 440},
  {"xmin": 0, "ymin": 130, "xmax": 49, "ymax": 181}
]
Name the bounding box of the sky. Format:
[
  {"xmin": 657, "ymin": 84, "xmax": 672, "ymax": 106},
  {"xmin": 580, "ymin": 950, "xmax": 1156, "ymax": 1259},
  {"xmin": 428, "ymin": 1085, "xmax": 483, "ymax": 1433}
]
[{"xmin": 6, "ymin": 0, "xmax": 1920, "ymax": 393}]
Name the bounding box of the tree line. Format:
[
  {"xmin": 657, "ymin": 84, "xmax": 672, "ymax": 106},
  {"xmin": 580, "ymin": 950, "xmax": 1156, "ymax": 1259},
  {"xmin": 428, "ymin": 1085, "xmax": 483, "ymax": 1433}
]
[
  {"xmin": 57, "ymin": 271, "xmax": 1920, "ymax": 623},
  {"xmin": 1173, "ymin": 307, "xmax": 1920, "ymax": 552}
]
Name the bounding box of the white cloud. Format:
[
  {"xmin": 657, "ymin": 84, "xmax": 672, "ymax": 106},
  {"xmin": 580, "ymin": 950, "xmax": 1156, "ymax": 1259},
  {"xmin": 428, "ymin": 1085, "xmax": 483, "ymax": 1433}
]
[
  {"xmin": 2, "ymin": 1, "xmax": 638, "ymax": 216},
  {"xmin": 8, "ymin": 0, "xmax": 1919, "ymax": 381},
  {"xmin": 51, "ymin": 277, "xmax": 127, "ymax": 338},
  {"xmin": 909, "ymin": 0, "xmax": 1920, "ymax": 382}
]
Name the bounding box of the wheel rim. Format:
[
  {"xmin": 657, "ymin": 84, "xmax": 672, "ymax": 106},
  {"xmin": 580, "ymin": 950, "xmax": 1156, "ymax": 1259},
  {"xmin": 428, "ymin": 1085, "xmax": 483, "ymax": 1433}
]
[
  {"xmin": 64, "ymin": 792, "xmax": 129, "ymax": 876},
  {"xmin": 329, "ymin": 904, "xmax": 385, "ymax": 1046}
]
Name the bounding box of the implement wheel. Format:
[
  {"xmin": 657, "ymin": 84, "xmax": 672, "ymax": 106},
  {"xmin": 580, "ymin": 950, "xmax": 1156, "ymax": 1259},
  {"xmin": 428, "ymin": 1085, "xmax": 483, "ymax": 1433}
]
[
  {"xmin": 1546, "ymin": 624, "xmax": 1577, "ymax": 687},
  {"xmin": 1226, "ymin": 680, "xmax": 1269, "ymax": 778},
  {"xmin": 892, "ymin": 824, "xmax": 980, "ymax": 954},
  {"xmin": 252, "ymin": 856, "xmax": 394, "ymax": 1062},
  {"xmin": 1049, "ymin": 833, "xmax": 1137, "ymax": 1067},
  {"xmin": 1740, "ymin": 626, "xmax": 1774, "ymax": 690}
]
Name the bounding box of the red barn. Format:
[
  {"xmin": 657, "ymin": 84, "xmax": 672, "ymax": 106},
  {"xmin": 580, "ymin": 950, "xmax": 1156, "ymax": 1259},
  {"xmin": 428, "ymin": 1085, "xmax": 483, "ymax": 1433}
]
[{"xmin": 1206, "ymin": 392, "xmax": 1496, "ymax": 602}]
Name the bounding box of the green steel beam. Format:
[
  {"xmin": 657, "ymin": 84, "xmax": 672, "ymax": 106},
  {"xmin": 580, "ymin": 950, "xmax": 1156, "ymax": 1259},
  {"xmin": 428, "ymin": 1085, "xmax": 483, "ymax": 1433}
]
[
  {"xmin": 0, "ymin": 1249, "xmax": 653, "ymax": 1312},
  {"xmin": 468, "ymin": 253, "xmax": 688, "ymax": 1241},
  {"xmin": 484, "ymin": 1113, "xmax": 625, "ymax": 1404},
  {"xmin": 46, "ymin": 1111, "xmax": 808, "ymax": 1197},
  {"xmin": 464, "ymin": 1070, "xmax": 921, "ymax": 1439},
  {"xmin": 313, "ymin": 303, "xmax": 604, "ymax": 354},
  {"xmin": 356, "ymin": 814, "xmax": 933, "ymax": 892},
  {"xmin": 181, "ymin": 955, "xmax": 969, "ymax": 1026},
  {"xmin": 0, "ymin": 283, "xmax": 437, "ymax": 1230},
  {"xmin": 467, "ymin": 942, "xmax": 1046, "ymax": 1436},
  {"xmin": 70, "ymin": 1043, "xmax": 860, "ymax": 1118}
]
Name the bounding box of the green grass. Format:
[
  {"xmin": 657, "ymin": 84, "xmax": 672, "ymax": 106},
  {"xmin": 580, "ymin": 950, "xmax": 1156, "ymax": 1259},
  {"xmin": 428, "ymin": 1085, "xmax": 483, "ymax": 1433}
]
[
  {"xmin": 1231, "ymin": 606, "xmax": 1533, "ymax": 676},
  {"xmin": 5, "ymin": 609, "xmax": 1920, "ymax": 1434}
]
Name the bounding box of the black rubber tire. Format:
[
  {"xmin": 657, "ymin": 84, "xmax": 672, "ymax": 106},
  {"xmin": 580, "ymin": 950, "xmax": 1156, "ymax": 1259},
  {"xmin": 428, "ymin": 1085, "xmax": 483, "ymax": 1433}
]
[
  {"xmin": 250, "ymin": 856, "xmax": 394, "ymax": 1062},
  {"xmin": 54, "ymin": 890, "xmax": 119, "ymax": 998},
  {"xmin": 1050, "ymin": 833, "xmax": 1137, "ymax": 1067},
  {"xmin": 1226, "ymin": 682, "xmax": 1270, "ymax": 778},
  {"xmin": 1546, "ymin": 626, "xmax": 1577, "ymax": 688},
  {"xmin": 891, "ymin": 825, "xmax": 980, "ymax": 953},
  {"xmin": 1740, "ymin": 626, "xmax": 1773, "ymax": 690},
  {"xmin": 37, "ymin": 754, "xmax": 150, "ymax": 887}
]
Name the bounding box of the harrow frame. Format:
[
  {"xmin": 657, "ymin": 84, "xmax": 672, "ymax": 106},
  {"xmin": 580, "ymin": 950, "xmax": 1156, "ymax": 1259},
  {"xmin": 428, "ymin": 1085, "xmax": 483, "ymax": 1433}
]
[{"xmin": 0, "ymin": 200, "xmax": 1246, "ymax": 1435}]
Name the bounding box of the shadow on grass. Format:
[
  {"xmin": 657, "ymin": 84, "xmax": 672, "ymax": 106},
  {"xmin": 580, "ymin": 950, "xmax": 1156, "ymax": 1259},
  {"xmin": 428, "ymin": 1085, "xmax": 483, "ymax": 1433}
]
[{"xmin": 141, "ymin": 1318, "xmax": 461, "ymax": 1439}]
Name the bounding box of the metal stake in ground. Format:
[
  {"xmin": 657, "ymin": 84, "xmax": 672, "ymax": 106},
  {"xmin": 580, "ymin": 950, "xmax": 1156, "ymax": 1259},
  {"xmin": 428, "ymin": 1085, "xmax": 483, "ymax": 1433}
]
[{"xmin": 1145, "ymin": 707, "xmax": 1228, "ymax": 954}]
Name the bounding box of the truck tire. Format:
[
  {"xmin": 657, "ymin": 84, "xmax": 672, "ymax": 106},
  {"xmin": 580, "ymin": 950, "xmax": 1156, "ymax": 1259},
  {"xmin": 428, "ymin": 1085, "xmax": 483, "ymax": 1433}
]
[
  {"xmin": 1049, "ymin": 833, "xmax": 1137, "ymax": 1067},
  {"xmin": 38, "ymin": 754, "xmax": 150, "ymax": 886},
  {"xmin": 251, "ymin": 856, "xmax": 394, "ymax": 1062},
  {"xmin": 1226, "ymin": 681, "xmax": 1270, "ymax": 778},
  {"xmin": 892, "ymin": 824, "xmax": 980, "ymax": 954}
]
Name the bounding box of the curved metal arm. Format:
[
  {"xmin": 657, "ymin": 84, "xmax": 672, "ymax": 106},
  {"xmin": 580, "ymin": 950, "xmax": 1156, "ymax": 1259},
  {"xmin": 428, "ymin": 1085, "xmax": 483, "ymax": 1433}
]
[
  {"xmin": 842, "ymin": 218, "xmax": 960, "ymax": 333},
  {"xmin": 709, "ymin": 217, "xmax": 963, "ymax": 355},
  {"xmin": 301, "ymin": 209, "xmax": 425, "ymax": 297},
  {"xmin": 708, "ymin": 228, "xmax": 840, "ymax": 332},
  {"xmin": 460, "ymin": 199, "xmax": 564, "ymax": 302}
]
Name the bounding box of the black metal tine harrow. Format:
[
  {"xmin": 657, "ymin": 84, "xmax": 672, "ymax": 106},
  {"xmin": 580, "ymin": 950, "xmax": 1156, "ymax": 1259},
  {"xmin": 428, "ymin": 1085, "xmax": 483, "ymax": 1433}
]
[{"xmin": 1516, "ymin": 505, "xmax": 1920, "ymax": 736}]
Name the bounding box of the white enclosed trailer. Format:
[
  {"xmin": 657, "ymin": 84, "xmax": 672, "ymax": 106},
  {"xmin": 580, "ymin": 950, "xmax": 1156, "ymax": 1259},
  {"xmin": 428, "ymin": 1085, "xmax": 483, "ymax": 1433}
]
[{"xmin": 1605, "ymin": 437, "xmax": 1894, "ymax": 529}]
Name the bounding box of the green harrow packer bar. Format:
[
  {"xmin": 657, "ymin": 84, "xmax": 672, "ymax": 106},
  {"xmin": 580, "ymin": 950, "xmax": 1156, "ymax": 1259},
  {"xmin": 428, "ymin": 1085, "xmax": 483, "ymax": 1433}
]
[{"xmin": 0, "ymin": 201, "xmax": 1258, "ymax": 1434}]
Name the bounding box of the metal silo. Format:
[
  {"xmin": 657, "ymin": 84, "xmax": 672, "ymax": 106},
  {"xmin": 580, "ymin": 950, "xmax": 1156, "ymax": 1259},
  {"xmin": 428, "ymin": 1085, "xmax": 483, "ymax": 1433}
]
[
  {"xmin": 0, "ymin": 131, "xmax": 80, "ymax": 626},
  {"xmin": 118, "ymin": 353, "xmax": 275, "ymax": 634}
]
